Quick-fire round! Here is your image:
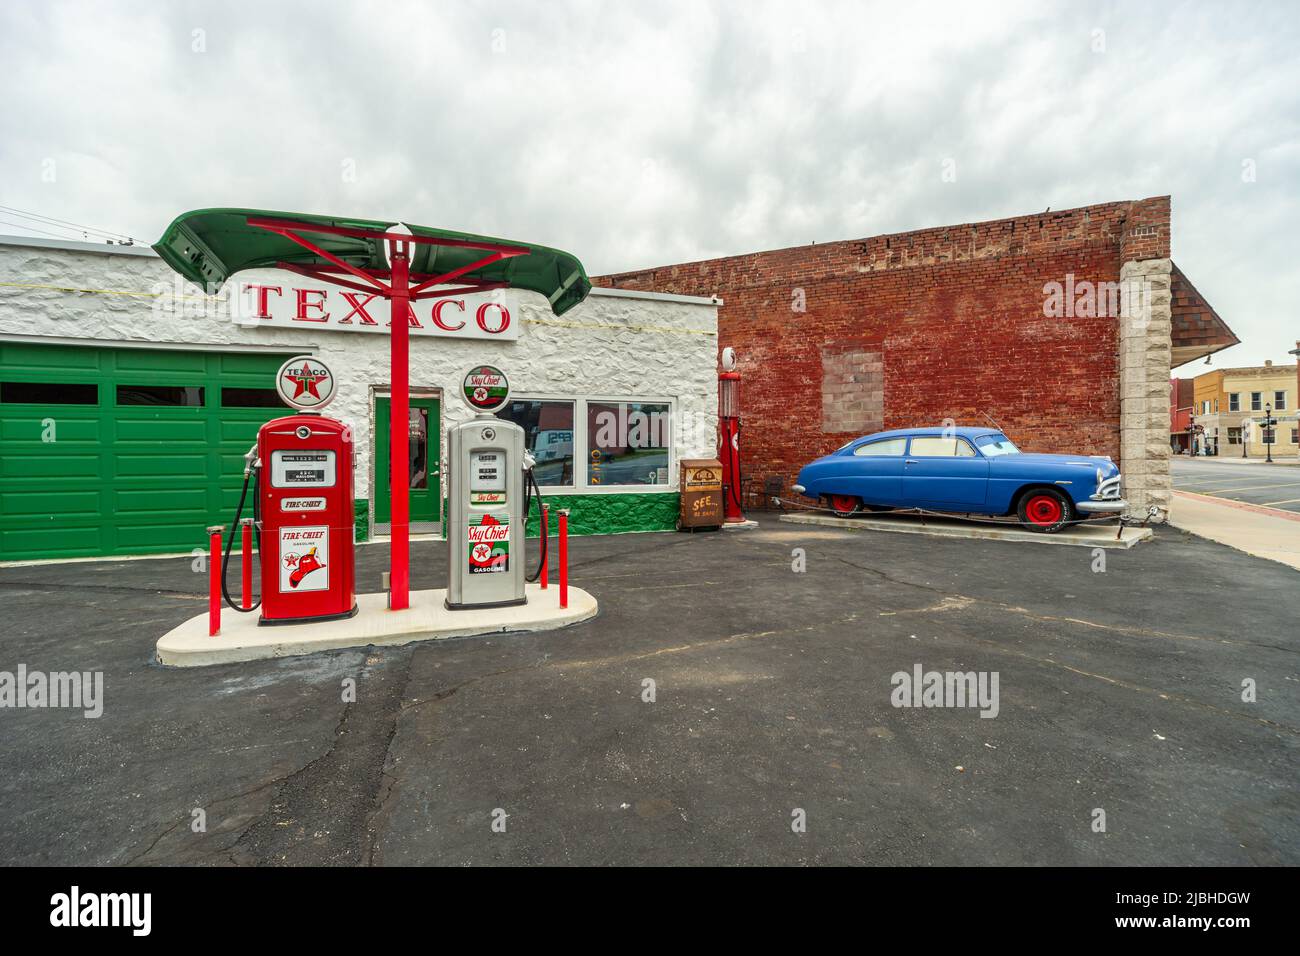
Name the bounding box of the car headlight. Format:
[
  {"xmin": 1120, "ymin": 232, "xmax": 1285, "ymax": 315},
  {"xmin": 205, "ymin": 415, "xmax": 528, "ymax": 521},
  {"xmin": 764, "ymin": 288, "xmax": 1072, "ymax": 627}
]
[{"xmin": 1096, "ymin": 467, "xmax": 1104, "ymax": 486}]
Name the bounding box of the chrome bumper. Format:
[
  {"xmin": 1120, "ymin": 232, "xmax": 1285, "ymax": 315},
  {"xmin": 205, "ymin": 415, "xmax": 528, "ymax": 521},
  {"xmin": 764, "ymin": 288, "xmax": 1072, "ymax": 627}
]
[
  {"xmin": 1077, "ymin": 498, "xmax": 1127, "ymax": 514},
  {"xmin": 791, "ymin": 483, "xmax": 806, "ymax": 495}
]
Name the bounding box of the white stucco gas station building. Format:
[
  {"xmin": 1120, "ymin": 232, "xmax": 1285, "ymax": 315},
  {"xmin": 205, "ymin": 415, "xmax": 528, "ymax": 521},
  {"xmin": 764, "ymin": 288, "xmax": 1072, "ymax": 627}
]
[{"xmin": 0, "ymin": 233, "xmax": 720, "ymax": 562}]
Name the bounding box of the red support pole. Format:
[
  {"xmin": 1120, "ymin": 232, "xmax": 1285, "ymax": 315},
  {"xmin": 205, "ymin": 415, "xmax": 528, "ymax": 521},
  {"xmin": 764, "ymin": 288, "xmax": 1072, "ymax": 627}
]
[
  {"xmin": 558, "ymin": 509, "xmax": 569, "ymax": 609},
  {"xmin": 389, "ymin": 244, "xmax": 411, "ymax": 611},
  {"xmin": 207, "ymin": 525, "xmax": 223, "ymax": 636},
  {"xmin": 540, "ymin": 504, "xmax": 549, "ymax": 589},
  {"xmin": 240, "ymin": 518, "xmax": 254, "ymax": 610}
]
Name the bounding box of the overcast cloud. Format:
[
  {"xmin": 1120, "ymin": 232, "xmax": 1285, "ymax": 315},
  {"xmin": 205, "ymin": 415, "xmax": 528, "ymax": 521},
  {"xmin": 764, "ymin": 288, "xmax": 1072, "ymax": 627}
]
[{"xmin": 1, "ymin": 0, "xmax": 1296, "ymax": 369}]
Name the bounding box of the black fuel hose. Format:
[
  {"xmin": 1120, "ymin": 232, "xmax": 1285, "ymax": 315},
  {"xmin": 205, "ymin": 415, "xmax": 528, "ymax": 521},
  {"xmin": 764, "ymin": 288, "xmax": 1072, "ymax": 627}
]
[
  {"xmin": 221, "ymin": 468, "xmax": 262, "ymax": 612},
  {"xmin": 523, "ymin": 467, "xmax": 548, "ymax": 583}
]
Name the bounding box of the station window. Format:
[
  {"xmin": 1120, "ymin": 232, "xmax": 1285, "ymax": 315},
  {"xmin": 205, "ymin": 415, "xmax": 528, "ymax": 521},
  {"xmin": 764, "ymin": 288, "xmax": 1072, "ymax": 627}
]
[
  {"xmin": 1251, "ymin": 392, "xmax": 1263, "ymax": 411},
  {"xmin": 116, "ymin": 385, "xmax": 205, "ymax": 406},
  {"xmin": 587, "ymin": 401, "xmax": 671, "ymax": 487},
  {"xmin": 497, "ymin": 399, "xmax": 575, "ymax": 487},
  {"xmin": 0, "ymin": 381, "xmax": 98, "ymax": 405},
  {"xmin": 1275, "ymin": 390, "xmax": 1287, "ymax": 410},
  {"xmin": 222, "ymin": 387, "xmax": 286, "ymax": 408},
  {"xmin": 1228, "ymin": 393, "xmax": 1240, "ymax": 412}
]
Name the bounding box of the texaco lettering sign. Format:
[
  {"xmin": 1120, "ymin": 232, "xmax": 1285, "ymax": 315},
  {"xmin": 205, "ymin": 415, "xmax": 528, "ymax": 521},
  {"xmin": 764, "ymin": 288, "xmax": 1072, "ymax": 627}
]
[{"xmin": 233, "ymin": 268, "xmax": 521, "ymax": 342}]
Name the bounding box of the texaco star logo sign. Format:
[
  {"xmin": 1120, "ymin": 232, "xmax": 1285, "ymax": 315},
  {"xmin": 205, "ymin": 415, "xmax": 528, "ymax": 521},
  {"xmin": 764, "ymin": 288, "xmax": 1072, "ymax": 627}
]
[{"xmin": 275, "ymin": 355, "xmax": 337, "ymax": 411}]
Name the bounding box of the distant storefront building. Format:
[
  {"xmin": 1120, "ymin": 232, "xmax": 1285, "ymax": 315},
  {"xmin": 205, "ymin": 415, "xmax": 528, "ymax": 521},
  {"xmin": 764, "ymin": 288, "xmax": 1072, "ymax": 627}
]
[
  {"xmin": 0, "ymin": 235, "xmax": 718, "ymax": 561},
  {"xmin": 1191, "ymin": 361, "xmax": 1299, "ymax": 458}
]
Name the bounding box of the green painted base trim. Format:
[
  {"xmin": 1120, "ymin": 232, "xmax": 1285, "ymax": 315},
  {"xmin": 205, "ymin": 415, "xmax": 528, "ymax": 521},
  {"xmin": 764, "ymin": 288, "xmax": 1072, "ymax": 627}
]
[
  {"xmin": 354, "ymin": 499, "xmax": 369, "ymax": 542},
  {"xmin": 524, "ymin": 492, "xmax": 680, "ymax": 536}
]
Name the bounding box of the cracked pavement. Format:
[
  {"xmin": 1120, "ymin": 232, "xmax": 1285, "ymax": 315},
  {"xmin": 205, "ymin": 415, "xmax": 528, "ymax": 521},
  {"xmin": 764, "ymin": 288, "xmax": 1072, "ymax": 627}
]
[{"xmin": 1, "ymin": 516, "xmax": 1297, "ymax": 865}]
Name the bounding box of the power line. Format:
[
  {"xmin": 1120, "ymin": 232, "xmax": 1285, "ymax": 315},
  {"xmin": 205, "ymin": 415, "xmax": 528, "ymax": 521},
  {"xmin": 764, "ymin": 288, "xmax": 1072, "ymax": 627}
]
[
  {"xmin": 0, "ymin": 204, "xmax": 135, "ymax": 243},
  {"xmin": 0, "ymin": 203, "xmax": 132, "ymax": 241},
  {"xmin": 0, "ymin": 218, "xmax": 101, "ymax": 241}
]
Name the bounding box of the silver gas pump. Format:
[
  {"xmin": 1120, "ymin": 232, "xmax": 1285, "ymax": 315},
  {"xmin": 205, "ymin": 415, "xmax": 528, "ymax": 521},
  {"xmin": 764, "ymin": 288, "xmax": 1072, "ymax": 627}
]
[{"xmin": 446, "ymin": 365, "xmax": 544, "ymax": 610}]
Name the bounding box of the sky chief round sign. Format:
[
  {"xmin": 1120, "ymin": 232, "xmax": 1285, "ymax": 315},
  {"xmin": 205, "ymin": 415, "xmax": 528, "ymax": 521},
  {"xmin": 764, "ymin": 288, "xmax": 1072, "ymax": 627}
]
[
  {"xmin": 462, "ymin": 365, "xmax": 510, "ymax": 413},
  {"xmin": 276, "ymin": 355, "xmax": 338, "ymax": 411}
]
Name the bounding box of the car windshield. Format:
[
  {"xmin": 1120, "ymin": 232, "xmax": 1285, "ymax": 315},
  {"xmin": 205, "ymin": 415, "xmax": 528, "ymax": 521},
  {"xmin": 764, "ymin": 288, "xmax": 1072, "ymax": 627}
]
[{"xmin": 975, "ymin": 434, "xmax": 1020, "ymax": 457}]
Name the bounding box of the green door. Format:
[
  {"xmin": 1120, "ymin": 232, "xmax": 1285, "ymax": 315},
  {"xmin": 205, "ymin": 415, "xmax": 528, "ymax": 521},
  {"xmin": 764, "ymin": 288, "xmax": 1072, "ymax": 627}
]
[
  {"xmin": 373, "ymin": 395, "xmax": 441, "ymax": 531},
  {"xmin": 0, "ymin": 342, "xmax": 296, "ymax": 561}
]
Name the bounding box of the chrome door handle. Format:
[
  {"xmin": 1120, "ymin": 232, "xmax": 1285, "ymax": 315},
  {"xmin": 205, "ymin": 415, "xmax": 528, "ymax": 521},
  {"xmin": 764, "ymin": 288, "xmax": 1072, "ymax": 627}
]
[{"xmin": 905, "ymin": 459, "xmax": 919, "ymax": 464}]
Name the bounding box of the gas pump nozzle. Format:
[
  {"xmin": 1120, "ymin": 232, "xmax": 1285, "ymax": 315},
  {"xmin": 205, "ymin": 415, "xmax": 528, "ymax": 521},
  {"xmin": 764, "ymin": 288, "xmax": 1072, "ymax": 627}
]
[
  {"xmin": 242, "ymin": 444, "xmax": 260, "ymax": 478},
  {"xmin": 522, "ymin": 449, "xmax": 537, "ymax": 472}
]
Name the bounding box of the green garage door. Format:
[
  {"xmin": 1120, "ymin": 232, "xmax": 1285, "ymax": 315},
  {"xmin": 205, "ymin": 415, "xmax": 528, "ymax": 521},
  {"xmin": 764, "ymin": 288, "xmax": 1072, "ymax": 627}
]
[{"xmin": 1, "ymin": 342, "xmax": 298, "ymax": 561}]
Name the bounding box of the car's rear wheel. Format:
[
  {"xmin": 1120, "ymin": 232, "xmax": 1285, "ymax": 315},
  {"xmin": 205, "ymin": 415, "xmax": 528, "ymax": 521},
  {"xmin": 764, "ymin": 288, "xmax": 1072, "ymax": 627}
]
[
  {"xmin": 1017, "ymin": 488, "xmax": 1073, "ymax": 533},
  {"xmin": 827, "ymin": 494, "xmax": 861, "ymax": 518}
]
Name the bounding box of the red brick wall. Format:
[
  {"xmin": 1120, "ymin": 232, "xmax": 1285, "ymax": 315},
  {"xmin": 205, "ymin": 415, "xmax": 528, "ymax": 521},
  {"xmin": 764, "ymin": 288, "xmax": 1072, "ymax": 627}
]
[{"xmin": 598, "ymin": 198, "xmax": 1171, "ymax": 498}]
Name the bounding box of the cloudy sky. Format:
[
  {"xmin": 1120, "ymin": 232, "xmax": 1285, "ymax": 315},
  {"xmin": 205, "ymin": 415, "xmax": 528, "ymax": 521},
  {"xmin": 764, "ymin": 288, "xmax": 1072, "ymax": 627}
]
[{"xmin": 1, "ymin": 0, "xmax": 1296, "ymax": 370}]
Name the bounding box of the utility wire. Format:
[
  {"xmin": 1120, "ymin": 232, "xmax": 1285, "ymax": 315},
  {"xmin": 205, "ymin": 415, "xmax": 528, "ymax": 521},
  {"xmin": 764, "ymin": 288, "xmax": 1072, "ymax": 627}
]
[
  {"xmin": 0, "ymin": 218, "xmax": 99, "ymax": 241},
  {"xmin": 0, "ymin": 203, "xmax": 133, "ymax": 241},
  {"xmin": 0, "ymin": 203, "xmax": 135, "ymax": 243}
]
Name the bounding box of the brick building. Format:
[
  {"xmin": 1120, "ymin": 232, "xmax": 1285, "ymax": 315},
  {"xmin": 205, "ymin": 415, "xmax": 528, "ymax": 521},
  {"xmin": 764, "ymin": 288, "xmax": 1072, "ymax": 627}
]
[
  {"xmin": 598, "ymin": 196, "xmax": 1238, "ymax": 513},
  {"xmin": 1170, "ymin": 377, "xmax": 1194, "ymax": 453}
]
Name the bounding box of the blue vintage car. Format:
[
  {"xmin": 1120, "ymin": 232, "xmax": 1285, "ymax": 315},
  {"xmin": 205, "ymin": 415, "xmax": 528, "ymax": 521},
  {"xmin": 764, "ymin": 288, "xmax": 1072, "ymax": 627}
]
[{"xmin": 791, "ymin": 426, "xmax": 1125, "ymax": 532}]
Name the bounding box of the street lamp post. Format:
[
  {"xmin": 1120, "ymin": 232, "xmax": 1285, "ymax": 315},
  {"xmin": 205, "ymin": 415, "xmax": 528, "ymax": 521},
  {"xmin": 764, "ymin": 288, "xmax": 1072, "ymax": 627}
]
[
  {"xmin": 1241, "ymin": 418, "xmax": 1249, "ymax": 458},
  {"xmin": 1263, "ymin": 403, "xmax": 1278, "ymax": 464}
]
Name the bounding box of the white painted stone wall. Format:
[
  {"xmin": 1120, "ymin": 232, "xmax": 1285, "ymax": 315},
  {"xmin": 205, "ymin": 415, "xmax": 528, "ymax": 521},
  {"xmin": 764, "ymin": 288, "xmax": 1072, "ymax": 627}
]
[
  {"xmin": 1118, "ymin": 257, "xmax": 1173, "ymax": 516},
  {"xmin": 0, "ymin": 238, "xmax": 719, "ymax": 505}
]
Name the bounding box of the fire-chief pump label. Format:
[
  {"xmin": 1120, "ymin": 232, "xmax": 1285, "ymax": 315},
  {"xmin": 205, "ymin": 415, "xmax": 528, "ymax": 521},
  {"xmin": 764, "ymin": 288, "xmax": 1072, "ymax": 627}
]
[
  {"xmin": 279, "ymin": 525, "xmax": 330, "ymax": 593},
  {"xmin": 467, "ymin": 514, "xmax": 509, "ymax": 574}
]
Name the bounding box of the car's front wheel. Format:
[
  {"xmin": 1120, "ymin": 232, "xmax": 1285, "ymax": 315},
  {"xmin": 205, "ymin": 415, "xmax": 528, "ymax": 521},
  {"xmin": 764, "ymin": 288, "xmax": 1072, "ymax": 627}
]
[
  {"xmin": 827, "ymin": 494, "xmax": 861, "ymax": 518},
  {"xmin": 1017, "ymin": 488, "xmax": 1073, "ymax": 533}
]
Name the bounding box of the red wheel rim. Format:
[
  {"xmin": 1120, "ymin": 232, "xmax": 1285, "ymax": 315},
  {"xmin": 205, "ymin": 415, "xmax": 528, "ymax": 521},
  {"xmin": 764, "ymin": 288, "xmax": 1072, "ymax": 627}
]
[
  {"xmin": 830, "ymin": 495, "xmax": 857, "ymax": 514},
  {"xmin": 1025, "ymin": 494, "xmax": 1063, "ymax": 526}
]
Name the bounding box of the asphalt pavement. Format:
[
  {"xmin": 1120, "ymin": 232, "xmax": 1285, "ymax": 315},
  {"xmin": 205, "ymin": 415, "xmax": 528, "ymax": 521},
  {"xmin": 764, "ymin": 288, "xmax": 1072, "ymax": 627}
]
[
  {"xmin": 1, "ymin": 516, "xmax": 1297, "ymax": 866},
  {"xmin": 1172, "ymin": 457, "xmax": 1300, "ymax": 513}
]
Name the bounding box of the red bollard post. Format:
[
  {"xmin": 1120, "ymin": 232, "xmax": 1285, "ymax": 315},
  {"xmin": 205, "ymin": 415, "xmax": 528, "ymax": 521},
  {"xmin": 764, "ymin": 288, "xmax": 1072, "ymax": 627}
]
[
  {"xmin": 558, "ymin": 509, "xmax": 569, "ymax": 609},
  {"xmin": 540, "ymin": 504, "xmax": 549, "ymax": 589},
  {"xmin": 240, "ymin": 517, "xmax": 254, "ymax": 610},
  {"xmin": 207, "ymin": 525, "xmax": 223, "ymax": 636}
]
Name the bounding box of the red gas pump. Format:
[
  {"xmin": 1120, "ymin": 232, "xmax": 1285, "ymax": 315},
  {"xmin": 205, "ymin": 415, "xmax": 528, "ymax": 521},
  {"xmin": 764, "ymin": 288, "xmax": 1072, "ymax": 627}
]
[
  {"xmin": 719, "ymin": 348, "xmax": 746, "ymax": 523},
  {"xmin": 217, "ymin": 356, "xmax": 357, "ymax": 627},
  {"xmin": 255, "ymin": 414, "xmax": 357, "ymax": 624}
]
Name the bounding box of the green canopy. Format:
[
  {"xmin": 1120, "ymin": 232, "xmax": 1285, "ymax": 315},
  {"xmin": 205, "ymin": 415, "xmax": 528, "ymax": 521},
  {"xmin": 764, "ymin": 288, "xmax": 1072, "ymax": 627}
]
[{"xmin": 153, "ymin": 207, "xmax": 592, "ymax": 316}]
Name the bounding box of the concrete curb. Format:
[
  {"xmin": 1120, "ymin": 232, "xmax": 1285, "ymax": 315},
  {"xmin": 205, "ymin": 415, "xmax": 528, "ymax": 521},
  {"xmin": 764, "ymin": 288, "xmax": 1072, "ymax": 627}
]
[
  {"xmin": 157, "ymin": 583, "xmax": 598, "ymax": 667},
  {"xmin": 1174, "ymin": 457, "xmax": 1299, "ymax": 466},
  {"xmin": 777, "ymin": 512, "xmax": 1152, "ymax": 548}
]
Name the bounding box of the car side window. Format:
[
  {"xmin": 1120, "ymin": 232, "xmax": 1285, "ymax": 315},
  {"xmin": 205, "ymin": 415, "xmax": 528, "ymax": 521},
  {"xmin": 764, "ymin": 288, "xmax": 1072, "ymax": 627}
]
[
  {"xmin": 853, "ymin": 437, "xmax": 907, "ymax": 457},
  {"xmin": 909, "ymin": 436, "xmax": 977, "ymax": 457}
]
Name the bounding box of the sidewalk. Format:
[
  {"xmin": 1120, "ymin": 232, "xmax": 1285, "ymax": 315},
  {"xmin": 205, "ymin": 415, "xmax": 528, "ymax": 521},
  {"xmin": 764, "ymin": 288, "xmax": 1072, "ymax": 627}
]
[
  {"xmin": 1174, "ymin": 455, "xmax": 1299, "ymax": 466},
  {"xmin": 1168, "ymin": 491, "xmax": 1300, "ymax": 572}
]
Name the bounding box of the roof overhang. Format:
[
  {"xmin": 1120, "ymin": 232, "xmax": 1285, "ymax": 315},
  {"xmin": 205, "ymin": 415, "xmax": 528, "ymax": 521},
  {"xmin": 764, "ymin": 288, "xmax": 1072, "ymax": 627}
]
[
  {"xmin": 1171, "ymin": 262, "xmax": 1239, "ymax": 369},
  {"xmin": 152, "ymin": 208, "xmax": 591, "ymax": 315}
]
